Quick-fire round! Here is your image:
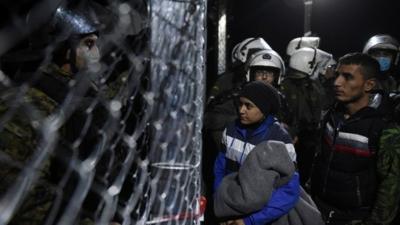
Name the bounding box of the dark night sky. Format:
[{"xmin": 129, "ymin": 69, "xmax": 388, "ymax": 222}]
[{"xmin": 229, "ymin": 0, "xmax": 400, "ymax": 60}]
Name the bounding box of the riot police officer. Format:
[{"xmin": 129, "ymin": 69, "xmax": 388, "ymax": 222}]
[
  {"xmin": 363, "ymin": 34, "xmax": 400, "ymax": 91},
  {"xmin": 280, "ymin": 47, "xmax": 333, "ymax": 185}
]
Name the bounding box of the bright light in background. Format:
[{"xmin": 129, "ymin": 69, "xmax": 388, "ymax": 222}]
[
  {"xmin": 304, "ymin": 0, "xmax": 313, "ymax": 36},
  {"xmin": 218, "ymin": 0, "xmax": 227, "ymax": 74}
]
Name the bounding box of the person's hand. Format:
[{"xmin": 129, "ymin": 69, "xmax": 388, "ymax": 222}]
[
  {"xmin": 293, "ymin": 136, "xmax": 298, "ymax": 144},
  {"xmin": 235, "ymin": 219, "xmax": 245, "ymax": 225},
  {"xmin": 324, "ymin": 65, "xmax": 336, "ymax": 79},
  {"xmin": 227, "ymin": 219, "xmax": 245, "ymax": 225},
  {"xmin": 344, "ymin": 220, "xmax": 364, "ymax": 225}
]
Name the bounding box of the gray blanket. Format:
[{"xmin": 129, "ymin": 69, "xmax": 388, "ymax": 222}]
[
  {"xmin": 214, "ymin": 141, "xmax": 295, "ymax": 216},
  {"xmin": 272, "ymin": 187, "xmax": 325, "ymax": 225},
  {"xmin": 214, "ymin": 140, "xmax": 324, "ymax": 225}
]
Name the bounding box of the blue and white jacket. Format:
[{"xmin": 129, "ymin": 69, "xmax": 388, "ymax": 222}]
[{"xmin": 214, "ymin": 115, "xmax": 299, "ymax": 225}]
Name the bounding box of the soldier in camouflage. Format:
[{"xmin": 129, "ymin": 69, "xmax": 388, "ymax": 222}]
[
  {"xmin": 40, "ymin": 5, "xmax": 128, "ymax": 225},
  {"xmin": 0, "ymin": 84, "xmax": 59, "ymax": 225},
  {"xmin": 0, "ymin": 3, "xmax": 127, "ymax": 224}
]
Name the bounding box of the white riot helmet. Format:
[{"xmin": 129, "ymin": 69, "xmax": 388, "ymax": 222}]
[
  {"xmin": 314, "ymin": 51, "xmax": 335, "ymax": 79},
  {"xmin": 286, "ymin": 36, "xmax": 320, "ymax": 56},
  {"xmin": 246, "ymin": 49, "xmax": 285, "ymax": 83},
  {"xmin": 231, "ymin": 37, "xmax": 272, "ymax": 64},
  {"xmin": 289, "ymin": 47, "xmax": 333, "ymax": 78},
  {"xmin": 363, "ymin": 34, "xmax": 400, "ymax": 71}
]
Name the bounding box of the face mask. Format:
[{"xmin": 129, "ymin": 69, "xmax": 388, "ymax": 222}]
[
  {"xmin": 74, "ymin": 45, "xmax": 101, "ymax": 72},
  {"xmin": 82, "ymin": 46, "xmax": 101, "ymax": 64},
  {"xmin": 376, "ymin": 56, "xmax": 391, "ymax": 72}
]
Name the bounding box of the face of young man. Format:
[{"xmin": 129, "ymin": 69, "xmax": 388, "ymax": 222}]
[
  {"xmin": 75, "ymin": 34, "xmax": 100, "ymax": 70},
  {"xmin": 238, "ymin": 97, "xmax": 264, "ymax": 125},
  {"xmin": 334, "ymin": 64, "xmax": 374, "ymax": 104}
]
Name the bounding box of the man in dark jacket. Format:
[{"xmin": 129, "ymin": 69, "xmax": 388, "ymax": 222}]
[{"xmin": 310, "ymin": 52, "xmax": 400, "ymax": 225}]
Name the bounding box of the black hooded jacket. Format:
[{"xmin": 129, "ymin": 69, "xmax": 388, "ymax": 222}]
[{"xmin": 311, "ymin": 105, "xmax": 388, "ymax": 210}]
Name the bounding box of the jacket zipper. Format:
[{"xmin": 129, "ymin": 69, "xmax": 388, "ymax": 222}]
[
  {"xmin": 356, "ymin": 176, "xmax": 362, "ymax": 206},
  {"xmin": 239, "ymin": 142, "xmax": 247, "ymax": 164},
  {"xmin": 323, "ymin": 120, "xmax": 341, "ymax": 195}
]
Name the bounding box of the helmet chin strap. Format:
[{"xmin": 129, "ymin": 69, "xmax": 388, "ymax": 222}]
[
  {"xmin": 68, "ymin": 47, "xmax": 79, "ymax": 74},
  {"xmin": 67, "ymin": 37, "xmax": 85, "ymax": 74}
]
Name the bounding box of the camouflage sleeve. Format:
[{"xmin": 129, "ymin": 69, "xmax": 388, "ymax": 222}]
[
  {"xmin": 365, "ymin": 127, "xmax": 400, "ymax": 225},
  {"xmin": 0, "ymin": 120, "xmax": 55, "ymax": 225},
  {"xmin": 0, "ymin": 88, "xmax": 58, "ymax": 225}
]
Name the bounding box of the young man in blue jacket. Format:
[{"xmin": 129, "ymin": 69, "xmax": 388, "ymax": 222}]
[{"xmin": 213, "ymin": 81, "xmax": 299, "ymax": 225}]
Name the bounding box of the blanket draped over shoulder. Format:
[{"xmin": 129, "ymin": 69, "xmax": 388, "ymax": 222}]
[{"xmin": 214, "ymin": 141, "xmax": 324, "ymax": 225}]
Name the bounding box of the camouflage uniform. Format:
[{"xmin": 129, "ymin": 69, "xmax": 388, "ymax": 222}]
[
  {"xmin": 367, "ymin": 127, "xmax": 400, "ymax": 225},
  {"xmin": 0, "ymin": 85, "xmax": 59, "ymax": 225},
  {"xmin": 280, "ymin": 72, "xmax": 323, "ymax": 185},
  {"xmin": 39, "ymin": 64, "xmax": 129, "ymax": 224},
  {"xmin": 1, "ymin": 61, "xmax": 128, "ymax": 224}
]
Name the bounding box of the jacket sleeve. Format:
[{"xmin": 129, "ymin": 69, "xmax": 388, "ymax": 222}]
[
  {"xmin": 214, "ymin": 151, "xmax": 227, "ymax": 192},
  {"xmin": 364, "ymin": 127, "xmax": 400, "ymax": 225},
  {"xmin": 268, "ymin": 124, "xmax": 296, "ymax": 162},
  {"xmin": 243, "ymin": 172, "xmax": 300, "ymax": 225}
]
